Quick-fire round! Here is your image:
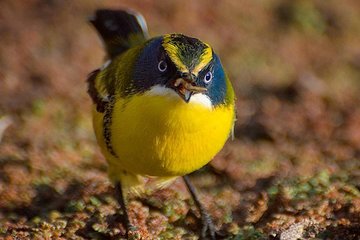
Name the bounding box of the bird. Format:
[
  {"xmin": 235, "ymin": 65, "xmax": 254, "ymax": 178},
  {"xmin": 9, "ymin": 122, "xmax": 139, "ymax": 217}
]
[{"xmin": 87, "ymin": 9, "xmax": 235, "ymax": 239}]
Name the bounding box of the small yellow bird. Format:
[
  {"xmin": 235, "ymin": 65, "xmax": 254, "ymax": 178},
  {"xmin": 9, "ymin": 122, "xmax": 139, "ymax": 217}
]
[{"xmin": 88, "ymin": 9, "xmax": 235, "ymax": 239}]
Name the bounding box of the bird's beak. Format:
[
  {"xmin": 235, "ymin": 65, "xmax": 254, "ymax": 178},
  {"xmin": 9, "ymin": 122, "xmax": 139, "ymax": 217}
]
[{"xmin": 172, "ymin": 78, "xmax": 207, "ymax": 103}]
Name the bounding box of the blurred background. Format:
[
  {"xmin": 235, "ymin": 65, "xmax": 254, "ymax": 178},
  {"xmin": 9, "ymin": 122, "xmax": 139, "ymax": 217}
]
[{"xmin": 0, "ymin": 0, "xmax": 359, "ymax": 239}]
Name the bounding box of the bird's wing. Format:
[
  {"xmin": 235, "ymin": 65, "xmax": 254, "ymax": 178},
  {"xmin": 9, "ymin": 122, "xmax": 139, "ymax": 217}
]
[{"xmin": 87, "ymin": 69, "xmax": 109, "ymax": 113}]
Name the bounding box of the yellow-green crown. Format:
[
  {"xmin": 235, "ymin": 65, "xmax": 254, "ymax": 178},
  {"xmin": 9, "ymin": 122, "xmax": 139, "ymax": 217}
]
[{"xmin": 162, "ymin": 34, "xmax": 213, "ymax": 75}]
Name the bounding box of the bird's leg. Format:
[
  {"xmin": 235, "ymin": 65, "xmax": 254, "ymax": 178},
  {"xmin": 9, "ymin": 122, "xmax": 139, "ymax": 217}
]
[
  {"xmin": 183, "ymin": 175, "xmax": 216, "ymax": 240},
  {"xmin": 114, "ymin": 181, "xmax": 135, "ymax": 237}
]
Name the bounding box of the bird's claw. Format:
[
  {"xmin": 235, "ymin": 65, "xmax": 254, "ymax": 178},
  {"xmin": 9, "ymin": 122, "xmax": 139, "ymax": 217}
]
[{"xmin": 200, "ymin": 212, "xmax": 216, "ymax": 240}]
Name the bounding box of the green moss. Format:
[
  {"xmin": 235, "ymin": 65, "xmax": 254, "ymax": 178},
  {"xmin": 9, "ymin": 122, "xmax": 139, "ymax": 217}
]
[
  {"xmin": 158, "ymin": 226, "xmax": 188, "ymax": 240},
  {"xmin": 66, "ymin": 200, "xmax": 86, "ymax": 212},
  {"xmin": 89, "ymin": 196, "xmax": 102, "ymax": 207},
  {"xmin": 92, "ymin": 222, "xmax": 108, "ymax": 233},
  {"xmin": 0, "ymin": 224, "xmax": 7, "ymax": 234},
  {"xmin": 32, "ymin": 216, "xmax": 42, "ymax": 225},
  {"xmin": 293, "ymin": 1, "xmax": 326, "ymax": 34},
  {"xmin": 267, "ymin": 171, "xmax": 332, "ymax": 201},
  {"xmin": 162, "ymin": 199, "xmax": 187, "ymax": 222},
  {"xmin": 32, "ymin": 176, "xmax": 52, "ymax": 186},
  {"xmin": 227, "ymin": 225, "xmax": 266, "ymax": 240},
  {"xmin": 31, "ymin": 99, "xmax": 46, "ymax": 116}
]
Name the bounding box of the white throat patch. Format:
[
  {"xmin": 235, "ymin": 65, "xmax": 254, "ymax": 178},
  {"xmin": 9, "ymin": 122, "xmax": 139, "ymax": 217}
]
[{"xmin": 145, "ymin": 85, "xmax": 213, "ymax": 109}]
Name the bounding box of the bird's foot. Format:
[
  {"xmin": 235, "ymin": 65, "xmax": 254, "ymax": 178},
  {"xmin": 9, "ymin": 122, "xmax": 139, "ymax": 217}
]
[{"xmin": 200, "ymin": 211, "xmax": 217, "ymax": 240}]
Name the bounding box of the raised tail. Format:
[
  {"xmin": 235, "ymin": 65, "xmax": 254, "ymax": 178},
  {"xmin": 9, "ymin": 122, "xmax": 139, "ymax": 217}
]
[{"xmin": 89, "ymin": 9, "xmax": 149, "ymax": 58}]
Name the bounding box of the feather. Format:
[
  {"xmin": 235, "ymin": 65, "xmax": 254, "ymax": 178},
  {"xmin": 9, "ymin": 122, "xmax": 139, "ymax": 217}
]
[{"xmin": 89, "ymin": 9, "xmax": 149, "ymax": 58}]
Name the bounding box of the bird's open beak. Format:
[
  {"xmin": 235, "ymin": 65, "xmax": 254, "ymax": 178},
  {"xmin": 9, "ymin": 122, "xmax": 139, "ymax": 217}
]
[{"xmin": 172, "ymin": 78, "xmax": 207, "ymax": 103}]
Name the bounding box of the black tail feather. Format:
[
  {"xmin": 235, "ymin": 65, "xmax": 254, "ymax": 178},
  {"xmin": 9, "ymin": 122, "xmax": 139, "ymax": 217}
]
[{"xmin": 89, "ymin": 9, "xmax": 148, "ymax": 58}]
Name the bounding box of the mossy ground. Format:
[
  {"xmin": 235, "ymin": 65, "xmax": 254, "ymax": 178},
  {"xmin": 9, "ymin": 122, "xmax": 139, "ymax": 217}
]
[{"xmin": 0, "ymin": 1, "xmax": 359, "ymax": 239}]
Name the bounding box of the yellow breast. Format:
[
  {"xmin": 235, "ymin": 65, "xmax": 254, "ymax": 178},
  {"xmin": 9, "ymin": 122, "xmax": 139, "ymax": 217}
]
[{"xmin": 93, "ymin": 86, "xmax": 234, "ymax": 178}]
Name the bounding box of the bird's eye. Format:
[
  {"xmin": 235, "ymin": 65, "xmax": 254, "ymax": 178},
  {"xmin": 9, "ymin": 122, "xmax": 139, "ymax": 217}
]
[
  {"xmin": 203, "ymin": 71, "xmax": 213, "ymax": 83},
  {"xmin": 158, "ymin": 60, "xmax": 167, "ymax": 72}
]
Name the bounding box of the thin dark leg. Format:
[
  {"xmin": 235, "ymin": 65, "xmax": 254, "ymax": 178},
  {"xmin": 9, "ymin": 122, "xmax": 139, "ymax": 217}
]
[
  {"xmin": 114, "ymin": 181, "xmax": 133, "ymax": 237},
  {"xmin": 183, "ymin": 175, "xmax": 216, "ymax": 240}
]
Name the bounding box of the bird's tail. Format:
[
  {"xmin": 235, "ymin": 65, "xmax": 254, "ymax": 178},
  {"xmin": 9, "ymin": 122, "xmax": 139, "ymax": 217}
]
[{"xmin": 89, "ymin": 9, "xmax": 149, "ymax": 58}]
